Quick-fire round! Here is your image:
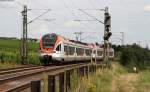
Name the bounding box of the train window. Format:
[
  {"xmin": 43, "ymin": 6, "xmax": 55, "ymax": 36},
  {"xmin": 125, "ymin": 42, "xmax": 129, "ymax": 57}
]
[
  {"xmin": 64, "ymin": 45, "xmax": 68, "ymax": 55},
  {"xmin": 69, "ymin": 46, "xmax": 75, "ymax": 55},
  {"xmin": 56, "ymin": 44, "xmax": 61, "ymax": 51},
  {"xmin": 76, "ymin": 48, "xmax": 84, "ymax": 55},
  {"xmin": 81, "ymin": 48, "xmax": 84, "ymax": 55},
  {"xmin": 97, "ymin": 51, "xmax": 103, "ymax": 56},
  {"xmin": 42, "ymin": 34, "xmax": 57, "ymax": 48},
  {"xmin": 68, "ymin": 46, "xmax": 71, "ymax": 55},
  {"xmin": 64, "ymin": 45, "xmax": 67, "ymax": 52},
  {"xmin": 85, "ymin": 49, "xmax": 92, "ymax": 56},
  {"xmin": 93, "ymin": 50, "xmax": 96, "ymax": 54}
]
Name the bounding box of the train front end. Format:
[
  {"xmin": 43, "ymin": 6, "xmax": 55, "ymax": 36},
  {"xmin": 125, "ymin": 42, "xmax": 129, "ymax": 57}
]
[{"xmin": 39, "ymin": 33, "xmax": 57, "ymax": 65}]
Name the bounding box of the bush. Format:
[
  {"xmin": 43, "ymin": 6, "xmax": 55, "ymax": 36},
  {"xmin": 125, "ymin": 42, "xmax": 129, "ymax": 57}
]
[{"xmin": 120, "ymin": 44, "xmax": 150, "ymax": 70}]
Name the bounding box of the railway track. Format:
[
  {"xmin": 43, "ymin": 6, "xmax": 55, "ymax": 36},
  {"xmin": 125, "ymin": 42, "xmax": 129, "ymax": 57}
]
[
  {"xmin": 0, "ymin": 66, "xmax": 44, "ymax": 75},
  {"xmin": 0, "ymin": 66, "xmax": 34, "ymax": 72},
  {"xmin": 0, "ymin": 63, "xmax": 87, "ymax": 85},
  {"xmin": 0, "ymin": 63, "xmax": 90, "ymax": 92}
]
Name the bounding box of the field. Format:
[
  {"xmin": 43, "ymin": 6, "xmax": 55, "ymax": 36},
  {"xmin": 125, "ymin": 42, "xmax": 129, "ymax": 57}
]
[
  {"xmin": 0, "ymin": 39, "xmax": 41, "ymax": 68},
  {"xmin": 0, "ymin": 39, "xmax": 39, "ymax": 51},
  {"xmin": 72, "ymin": 62, "xmax": 150, "ymax": 92}
]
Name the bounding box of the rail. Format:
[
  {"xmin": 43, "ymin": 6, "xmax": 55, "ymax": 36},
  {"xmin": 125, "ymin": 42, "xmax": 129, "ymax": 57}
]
[{"xmin": 4, "ymin": 63, "xmax": 106, "ymax": 92}]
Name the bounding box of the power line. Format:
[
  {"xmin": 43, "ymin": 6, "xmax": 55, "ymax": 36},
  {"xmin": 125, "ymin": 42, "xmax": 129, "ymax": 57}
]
[
  {"xmin": 86, "ymin": 0, "xmax": 104, "ymax": 19},
  {"xmin": 61, "ymin": 0, "xmax": 105, "ymax": 43},
  {"xmin": 63, "ymin": 0, "xmax": 99, "ymax": 31},
  {"xmin": 78, "ymin": 9, "xmax": 104, "ymax": 24},
  {"xmin": 61, "ymin": 0, "xmax": 77, "ymax": 18},
  {"xmin": 27, "ymin": 9, "xmax": 51, "ymax": 24}
]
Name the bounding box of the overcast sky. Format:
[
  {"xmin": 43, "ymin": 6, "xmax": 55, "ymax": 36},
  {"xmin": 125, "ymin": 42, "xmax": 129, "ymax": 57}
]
[{"xmin": 0, "ymin": 0, "xmax": 150, "ymax": 47}]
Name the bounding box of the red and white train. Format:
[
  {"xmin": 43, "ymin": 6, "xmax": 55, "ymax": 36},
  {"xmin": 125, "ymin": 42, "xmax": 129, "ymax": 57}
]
[{"xmin": 39, "ymin": 33, "xmax": 114, "ymax": 65}]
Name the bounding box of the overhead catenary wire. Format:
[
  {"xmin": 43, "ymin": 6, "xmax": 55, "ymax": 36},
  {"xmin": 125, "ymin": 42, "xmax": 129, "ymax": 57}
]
[
  {"xmin": 27, "ymin": 9, "xmax": 55, "ymax": 22},
  {"xmin": 27, "ymin": 9, "xmax": 51, "ymax": 24},
  {"xmin": 62, "ymin": 0, "xmax": 99, "ymax": 31},
  {"xmin": 83, "ymin": 0, "xmax": 104, "ymax": 20},
  {"xmin": 78, "ymin": 9, "xmax": 104, "ymax": 24},
  {"xmin": 61, "ymin": 0, "xmax": 106, "ymax": 42},
  {"xmin": 70, "ymin": 0, "xmax": 103, "ymax": 29},
  {"xmin": 69, "ymin": 0, "xmax": 105, "ymax": 29}
]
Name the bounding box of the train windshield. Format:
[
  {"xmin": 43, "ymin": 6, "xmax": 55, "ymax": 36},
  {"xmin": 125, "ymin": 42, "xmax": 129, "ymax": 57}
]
[{"xmin": 42, "ymin": 34, "xmax": 57, "ymax": 48}]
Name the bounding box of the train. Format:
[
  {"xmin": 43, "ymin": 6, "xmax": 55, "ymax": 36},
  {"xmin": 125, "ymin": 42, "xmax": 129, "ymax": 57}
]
[{"xmin": 39, "ymin": 33, "xmax": 114, "ymax": 65}]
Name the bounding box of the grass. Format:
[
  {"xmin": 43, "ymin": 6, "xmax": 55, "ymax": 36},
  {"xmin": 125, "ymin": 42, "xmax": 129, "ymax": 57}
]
[
  {"xmin": 0, "ymin": 50, "xmax": 41, "ymax": 65},
  {"xmin": 0, "ymin": 62, "xmax": 20, "ymax": 69},
  {"xmin": 71, "ymin": 69, "xmax": 114, "ymax": 92},
  {"xmin": 0, "ymin": 39, "xmax": 41, "ymax": 67},
  {"xmin": 22, "ymin": 62, "xmax": 150, "ymax": 92},
  {"xmin": 0, "ymin": 39, "xmax": 39, "ymax": 51},
  {"xmin": 134, "ymin": 71, "xmax": 150, "ymax": 92},
  {"xmin": 71, "ymin": 62, "xmax": 150, "ymax": 92},
  {"xmin": 71, "ymin": 69, "xmax": 79, "ymax": 91}
]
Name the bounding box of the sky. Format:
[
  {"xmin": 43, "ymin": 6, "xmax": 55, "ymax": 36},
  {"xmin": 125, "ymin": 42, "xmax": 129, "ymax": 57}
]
[{"xmin": 0, "ymin": 0, "xmax": 150, "ymax": 47}]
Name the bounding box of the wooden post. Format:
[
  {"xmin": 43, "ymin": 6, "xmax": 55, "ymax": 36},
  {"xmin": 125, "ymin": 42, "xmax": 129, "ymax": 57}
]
[
  {"xmin": 59, "ymin": 73, "xmax": 65, "ymax": 92},
  {"xmin": 85, "ymin": 66, "xmax": 89, "ymax": 78},
  {"xmin": 66, "ymin": 70, "xmax": 71, "ymax": 92},
  {"xmin": 94, "ymin": 65, "xmax": 96, "ymax": 73},
  {"xmin": 48, "ymin": 75, "xmax": 55, "ymax": 92},
  {"xmin": 76, "ymin": 68, "xmax": 79, "ymax": 77},
  {"xmin": 89, "ymin": 65, "xmax": 92, "ymax": 73},
  {"xmin": 79, "ymin": 67, "xmax": 84, "ymax": 77},
  {"xmin": 31, "ymin": 80, "xmax": 41, "ymax": 92},
  {"xmin": 83, "ymin": 66, "xmax": 86, "ymax": 76}
]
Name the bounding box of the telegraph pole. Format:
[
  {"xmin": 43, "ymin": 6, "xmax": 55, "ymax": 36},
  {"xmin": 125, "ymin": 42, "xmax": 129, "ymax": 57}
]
[
  {"xmin": 19, "ymin": 5, "xmax": 52, "ymax": 64},
  {"xmin": 76, "ymin": 7, "xmax": 112, "ymax": 67},
  {"xmin": 103, "ymin": 7, "xmax": 112, "ymax": 68},
  {"xmin": 21, "ymin": 5, "xmax": 28, "ymax": 64}
]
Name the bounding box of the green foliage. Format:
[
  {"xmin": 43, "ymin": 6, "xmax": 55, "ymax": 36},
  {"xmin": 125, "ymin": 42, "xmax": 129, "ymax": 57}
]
[
  {"xmin": 28, "ymin": 52, "xmax": 41, "ymax": 65},
  {"xmin": 71, "ymin": 69, "xmax": 79, "ymax": 91},
  {"xmin": 0, "ymin": 39, "xmax": 39, "ymax": 51},
  {"xmin": 71, "ymin": 69, "xmax": 114, "ymax": 92},
  {"xmin": 0, "ymin": 51, "xmax": 41, "ymax": 65},
  {"xmin": 0, "ymin": 39, "xmax": 41, "ymax": 65},
  {"xmin": 120, "ymin": 44, "xmax": 150, "ymax": 70},
  {"xmin": 134, "ymin": 71, "xmax": 150, "ymax": 92}
]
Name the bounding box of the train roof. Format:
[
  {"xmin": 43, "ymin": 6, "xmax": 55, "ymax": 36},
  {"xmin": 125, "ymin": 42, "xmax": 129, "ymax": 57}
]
[
  {"xmin": 42, "ymin": 33, "xmax": 100, "ymax": 48},
  {"xmin": 69, "ymin": 40, "xmax": 88, "ymax": 46}
]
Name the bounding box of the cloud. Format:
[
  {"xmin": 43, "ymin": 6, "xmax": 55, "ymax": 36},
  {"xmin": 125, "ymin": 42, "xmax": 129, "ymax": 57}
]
[{"xmin": 144, "ymin": 5, "xmax": 150, "ymax": 12}]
